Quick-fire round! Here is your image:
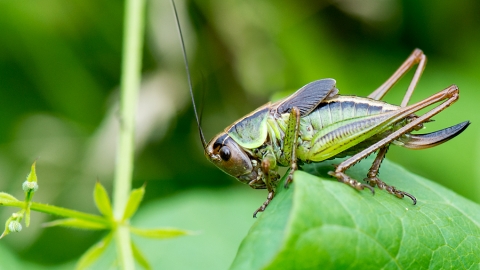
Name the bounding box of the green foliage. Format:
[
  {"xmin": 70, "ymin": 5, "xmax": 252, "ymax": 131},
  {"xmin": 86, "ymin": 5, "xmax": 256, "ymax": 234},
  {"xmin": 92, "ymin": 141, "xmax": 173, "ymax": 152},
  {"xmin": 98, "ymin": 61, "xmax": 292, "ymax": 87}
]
[
  {"xmin": 76, "ymin": 233, "xmax": 113, "ymax": 270},
  {"xmin": 123, "ymin": 185, "xmax": 146, "ymax": 221},
  {"xmin": 0, "ymin": 193, "xmax": 18, "ymax": 203},
  {"xmin": 0, "ymin": 163, "xmax": 191, "ymax": 269},
  {"xmin": 130, "ymin": 227, "xmax": 191, "ymax": 239},
  {"xmin": 43, "ymin": 218, "xmax": 108, "ymax": 230},
  {"xmin": 0, "ymin": 0, "xmax": 479, "ymax": 267},
  {"xmin": 94, "ymin": 181, "xmax": 114, "ymax": 220},
  {"xmin": 131, "ymin": 240, "xmax": 152, "ymax": 270},
  {"xmin": 0, "ymin": 162, "xmax": 40, "ymax": 238},
  {"xmin": 23, "ymin": 161, "xmax": 38, "ymax": 227},
  {"xmin": 232, "ymin": 158, "xmax": 480, "ymax": 269},
  {"xmin": 130, "ymin": 187, "xmax": 263, "ymax": 270}
]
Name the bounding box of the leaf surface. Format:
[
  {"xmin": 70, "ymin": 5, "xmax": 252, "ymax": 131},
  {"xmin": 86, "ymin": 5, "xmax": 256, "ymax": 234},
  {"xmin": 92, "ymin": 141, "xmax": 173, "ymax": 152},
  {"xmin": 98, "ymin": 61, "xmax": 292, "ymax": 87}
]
[
  {"xmin": 122, "ymin": 185, "xmax": 145, "ymax": 221},
  {"xmin": 93, "ymin": 182, "xmax": 113, "ymax": 219},
  {"xmin": 231, "ymin": 158, "xmax": 480, "ymax": 269},
  {"xmin": 130, "ymin": 227, "xmax": 191, "ymax": 239},
  {"xmin": 76, "ymin": 233, "xmax": 113, "ymax": 270},
  {"xmin": 43, "ymin": 218, "xmax": 108, "ymax": 230}
]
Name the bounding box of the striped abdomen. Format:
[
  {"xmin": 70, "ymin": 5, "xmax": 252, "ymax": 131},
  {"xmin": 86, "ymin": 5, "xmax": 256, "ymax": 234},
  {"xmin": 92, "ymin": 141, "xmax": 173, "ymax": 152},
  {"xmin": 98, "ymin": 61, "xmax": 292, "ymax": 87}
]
[{"xmin": 297, "ymin": 96, "xmax": 406, "ymax": 162}]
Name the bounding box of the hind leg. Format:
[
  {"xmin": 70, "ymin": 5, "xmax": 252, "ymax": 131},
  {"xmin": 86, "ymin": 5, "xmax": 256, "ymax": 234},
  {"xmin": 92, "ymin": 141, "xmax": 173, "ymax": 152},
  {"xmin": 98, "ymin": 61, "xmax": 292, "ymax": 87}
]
[{"xmin": 364, "ymin": 146, "xmax": 417, "ymax": 204}]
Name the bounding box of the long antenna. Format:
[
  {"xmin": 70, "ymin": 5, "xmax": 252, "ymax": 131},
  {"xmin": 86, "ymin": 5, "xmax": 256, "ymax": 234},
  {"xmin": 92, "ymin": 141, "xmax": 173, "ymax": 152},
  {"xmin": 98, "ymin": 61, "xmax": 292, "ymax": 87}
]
[{"xmin": 171, "ymin": 0, "xmax": 207, "ymax": 149}]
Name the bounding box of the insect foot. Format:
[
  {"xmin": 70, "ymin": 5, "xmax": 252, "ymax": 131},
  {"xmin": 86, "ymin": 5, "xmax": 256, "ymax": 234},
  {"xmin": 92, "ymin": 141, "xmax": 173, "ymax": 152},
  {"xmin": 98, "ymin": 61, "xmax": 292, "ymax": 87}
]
[
  {"xmin": 365, "ymin": 176, "xmax": 417, "ymax": 205},
  {"xmin": 253, "ymin": 190, "xmax": 274, "ymax": 218},
  {"xmin": 284, "ymin": 169, "xmax": 295, "ymax": 189},
  {"xmin": 328, "ymin": 171, "xmax": 375, "ymax": 195}
]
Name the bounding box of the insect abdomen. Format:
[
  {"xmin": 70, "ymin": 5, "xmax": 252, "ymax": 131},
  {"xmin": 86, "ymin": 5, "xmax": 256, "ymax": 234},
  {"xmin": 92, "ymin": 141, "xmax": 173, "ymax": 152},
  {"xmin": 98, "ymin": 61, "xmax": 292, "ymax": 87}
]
[
  {"xmin": 297, "ymin": 96, "xmax": 402, "ymax": 161},
  {"xmin": 300, "ymin": 96, "xmax": 399, "ymax": 140}
]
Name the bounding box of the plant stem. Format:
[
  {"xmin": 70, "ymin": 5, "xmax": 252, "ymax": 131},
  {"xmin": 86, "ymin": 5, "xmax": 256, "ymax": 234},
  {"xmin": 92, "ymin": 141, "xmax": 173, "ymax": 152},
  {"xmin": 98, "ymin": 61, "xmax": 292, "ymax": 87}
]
[
  {"xmin": 113, "ymin": 0, "xmax": 146, "ymax": 267},
  {"xmin": 0, "ymin": 200, "xmax": 109, "ymax": 226}
]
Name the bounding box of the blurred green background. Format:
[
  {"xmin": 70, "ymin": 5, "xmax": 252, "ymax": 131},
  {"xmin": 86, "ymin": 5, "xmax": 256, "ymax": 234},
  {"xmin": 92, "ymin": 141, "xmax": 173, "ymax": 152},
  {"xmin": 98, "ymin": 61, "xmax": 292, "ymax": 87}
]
[{"xmin": 0, "ymin": 0, "xmax": 479, "ymax": 268}]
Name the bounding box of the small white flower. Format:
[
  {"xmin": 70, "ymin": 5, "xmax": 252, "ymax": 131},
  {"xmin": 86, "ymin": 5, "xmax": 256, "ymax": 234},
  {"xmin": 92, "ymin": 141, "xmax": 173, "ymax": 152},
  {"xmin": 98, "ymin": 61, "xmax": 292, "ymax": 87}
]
[
  {"xmin": 22, "ymin": 181, "xmax": 39, "ymax": 192},
  {"xmin": 8, "ymin": 221, "xmax": 22, "ymax": 232}
]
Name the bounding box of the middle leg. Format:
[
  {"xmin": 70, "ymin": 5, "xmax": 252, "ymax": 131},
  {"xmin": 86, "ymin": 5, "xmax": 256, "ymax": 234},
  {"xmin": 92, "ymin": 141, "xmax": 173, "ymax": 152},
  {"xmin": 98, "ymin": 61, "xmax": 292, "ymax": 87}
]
[{"xmin": 280, "ymin": 107, "xmax": 301, "ymax": 188}]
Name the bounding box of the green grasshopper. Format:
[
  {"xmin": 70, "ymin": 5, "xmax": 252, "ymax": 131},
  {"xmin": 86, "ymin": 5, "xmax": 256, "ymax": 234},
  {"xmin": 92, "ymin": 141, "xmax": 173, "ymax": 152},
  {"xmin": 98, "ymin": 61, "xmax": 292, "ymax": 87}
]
[{"xmin": 172, "ymin": 2, "xmax": 469, "ymax": 218}]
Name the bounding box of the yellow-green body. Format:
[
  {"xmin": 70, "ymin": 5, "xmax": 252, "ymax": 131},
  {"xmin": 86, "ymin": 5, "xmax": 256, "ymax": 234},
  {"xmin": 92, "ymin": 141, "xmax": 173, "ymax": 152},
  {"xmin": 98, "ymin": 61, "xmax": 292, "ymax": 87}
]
[{"xmin": 227, "ymin": 94, "xmax": 410, "ymax": 170}]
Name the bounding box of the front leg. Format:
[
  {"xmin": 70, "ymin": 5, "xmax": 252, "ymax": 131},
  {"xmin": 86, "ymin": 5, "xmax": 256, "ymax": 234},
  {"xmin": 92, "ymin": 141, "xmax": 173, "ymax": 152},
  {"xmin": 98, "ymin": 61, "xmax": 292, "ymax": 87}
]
[{"xmin": 252, "ymin": 150, "xmax": 279, "ymax": 218}]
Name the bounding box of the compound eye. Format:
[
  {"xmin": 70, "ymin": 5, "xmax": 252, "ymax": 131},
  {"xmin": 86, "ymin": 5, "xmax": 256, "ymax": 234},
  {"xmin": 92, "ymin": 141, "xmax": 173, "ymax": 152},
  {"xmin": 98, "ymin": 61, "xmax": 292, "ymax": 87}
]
[{"xmin": 219, "ymin": 146, "xmax": 231, "ymax": 161}]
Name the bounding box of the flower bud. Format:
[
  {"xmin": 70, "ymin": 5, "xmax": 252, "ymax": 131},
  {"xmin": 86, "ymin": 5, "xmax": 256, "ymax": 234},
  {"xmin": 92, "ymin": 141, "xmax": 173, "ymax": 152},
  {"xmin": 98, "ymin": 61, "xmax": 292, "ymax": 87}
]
[
  {"xmin": 22, "ymin": 181, "xmax": 38, "ymax": 192},
  {"xmin": 8, "ymin": 221, "xmax": 22, "ymax": 232}
]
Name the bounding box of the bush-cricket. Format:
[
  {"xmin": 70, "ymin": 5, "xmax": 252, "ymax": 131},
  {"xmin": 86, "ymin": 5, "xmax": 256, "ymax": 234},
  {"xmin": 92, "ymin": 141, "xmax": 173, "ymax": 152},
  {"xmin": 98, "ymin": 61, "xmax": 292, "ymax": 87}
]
[{"xmin": 171, "ymin": 1, "xmax": 470, "ymax": 217}]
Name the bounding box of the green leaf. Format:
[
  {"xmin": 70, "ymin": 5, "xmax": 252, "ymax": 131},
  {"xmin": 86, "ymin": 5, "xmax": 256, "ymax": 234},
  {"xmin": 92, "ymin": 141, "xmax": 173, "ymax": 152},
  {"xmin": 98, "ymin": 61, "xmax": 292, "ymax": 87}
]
[
  {"xmin": 231, "ymin": 158, "xmax": 480, "ymax": 269},
  {"xmin": 76, "ymin": 233, "xmax": 113, "ymax": 270},
  {"xmin": 26, "ymin": 161, "xmax": 37, "ymax": 183},
  {"xmin": 0, "ymin": 220, "xmax": 12, "ymax": 239},
  {"xmin": 94, "ymin": 181, "xmax": 113, "ymax": 219},
  {"xmin": 122, "ymin": 185, "xmax": 145, "ymax": 221},
  {"xmin": 0, "ymin": 192, "xmax": 18, "ymax": 203},
  {"xmin": 130, "ymin": 226, "xmax": 191, "ymax": 239},
  {"xmin": 130, "ymin": 187, "xmax": 263, "ymax": 270},
  {"xmin": 43, "ymin": 218, "xmax": 108, "ymax": 230},
  {"xmin": 131, "ymin": 240, "xmax": 152, "ymax": 270}
]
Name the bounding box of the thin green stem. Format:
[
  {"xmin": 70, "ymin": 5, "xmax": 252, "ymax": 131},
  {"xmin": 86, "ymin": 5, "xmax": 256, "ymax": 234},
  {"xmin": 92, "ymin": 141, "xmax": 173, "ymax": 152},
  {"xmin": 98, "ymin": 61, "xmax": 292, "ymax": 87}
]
[
  {"xmin": 0, "ymin": 201, "xmax": 109, "ymax": 226},
  {"xmin": 113, "ymin": 0, "xmax": 144, "ymax": 221},
  {"xmin": 113, "ymin": 0, "xmax": 146, "ymax": 267}
]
